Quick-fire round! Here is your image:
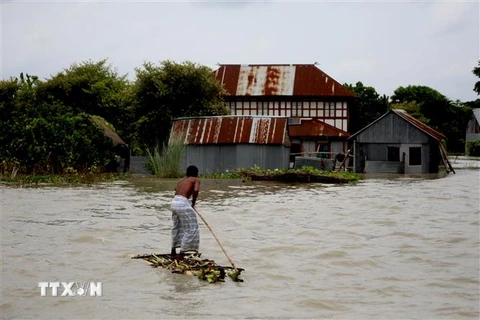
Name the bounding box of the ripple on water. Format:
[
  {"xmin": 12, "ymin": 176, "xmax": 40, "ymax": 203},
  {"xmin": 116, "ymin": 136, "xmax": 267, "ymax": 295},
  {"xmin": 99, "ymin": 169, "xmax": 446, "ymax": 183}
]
[
  {"xmin": 388, "ymin": 231, "xmax": 426, "ymax": 239},
  {"xmin": 315, "ymin": 250, "xmax": 348, "ymax": 259},
  {"xmin": 296, "ymin": 298, "xmax": 348, "ymax": 311},
  {"xmin": 330, "ymin": 259, "xmax": 381, "ymax": 269},
  {"xmin": 71, "ymin": 235, "xmax": 105, "ymax": 243}
]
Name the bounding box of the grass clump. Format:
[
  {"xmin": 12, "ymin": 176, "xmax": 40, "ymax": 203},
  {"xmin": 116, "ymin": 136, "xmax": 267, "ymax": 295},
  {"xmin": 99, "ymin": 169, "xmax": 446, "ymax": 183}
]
[{"xmin": 145, "ymin": 136, "xmax": 186, "ymax": 178}]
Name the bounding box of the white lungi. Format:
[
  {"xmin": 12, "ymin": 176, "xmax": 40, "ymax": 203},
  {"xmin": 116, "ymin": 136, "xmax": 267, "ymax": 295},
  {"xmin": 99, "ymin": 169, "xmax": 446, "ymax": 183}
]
[{"xmin": 170, "ymin": 195, "xmax": 200, "ymax": 252}]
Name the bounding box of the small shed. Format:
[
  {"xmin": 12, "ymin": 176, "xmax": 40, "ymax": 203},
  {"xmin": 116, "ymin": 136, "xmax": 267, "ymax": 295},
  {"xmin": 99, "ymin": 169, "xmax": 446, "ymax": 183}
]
[
  {"xmin": 169, "ymin": 116, "xmax": 291, "ymax": 174},
  {"xmin": 348, "ymin": 109, "xmax": 446, "ymax": 174},
  {"xmin": 466, "ymin": 108, "xmax": 480, "ymax": 142}
]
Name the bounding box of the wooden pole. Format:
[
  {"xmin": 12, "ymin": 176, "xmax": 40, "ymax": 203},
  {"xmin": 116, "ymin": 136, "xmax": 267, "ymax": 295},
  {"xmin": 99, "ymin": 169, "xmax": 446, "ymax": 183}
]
[
  {"xmin": 193, "ymin": 207, "xmax": 237, "ymax": 271},
  {"xmin": 335, "ymin": 146, "xmax": 353, "ymax": 172}
]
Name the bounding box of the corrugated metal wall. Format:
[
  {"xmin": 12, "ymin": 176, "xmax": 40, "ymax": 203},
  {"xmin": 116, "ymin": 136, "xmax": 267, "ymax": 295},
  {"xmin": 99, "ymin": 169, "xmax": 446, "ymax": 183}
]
[
  {"xmin": 181, "ymin": 145, "xmax": 290, "ymax": 174},
  {"xmin": 355, "ymin": 113, "xmax": 430, "ymax": 144},
  {"xmin": 353, "ymin": 142, "xmax": 434, "ymax": 174}
]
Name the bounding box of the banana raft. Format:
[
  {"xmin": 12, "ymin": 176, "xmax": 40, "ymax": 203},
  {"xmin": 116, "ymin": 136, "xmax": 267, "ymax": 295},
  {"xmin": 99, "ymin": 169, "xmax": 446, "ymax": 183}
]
[{"xmin": 132, "ymin": 252, "xmax": 244, "ymax": 283}]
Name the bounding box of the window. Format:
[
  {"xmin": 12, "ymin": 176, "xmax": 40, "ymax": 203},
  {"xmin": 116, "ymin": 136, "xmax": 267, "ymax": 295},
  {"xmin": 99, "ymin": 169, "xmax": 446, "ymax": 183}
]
[
  {"xmin": 409, "ymin": 147, "xmax": 422, "ymax": 165},
  {"xmin": 257, "ymin": 101, "xmax": 265, "ymax": 115},
  {"xmin": 325, "ymin": 102, "xmax": 335, "ymax": 117},
  {"xmin": 387, "ymin": 146, "xmax": 400, "ymax": 161},
  {"xmin": 292, "ymin": 102, "xmax": 302, "ymax": 117}
]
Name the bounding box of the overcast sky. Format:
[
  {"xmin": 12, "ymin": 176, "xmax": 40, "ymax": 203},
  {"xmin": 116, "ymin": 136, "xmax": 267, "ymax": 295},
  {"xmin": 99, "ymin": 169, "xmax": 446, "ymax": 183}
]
[{"xmin": 1, "ymin": 0, "xmax": 479, "ymax": 102}]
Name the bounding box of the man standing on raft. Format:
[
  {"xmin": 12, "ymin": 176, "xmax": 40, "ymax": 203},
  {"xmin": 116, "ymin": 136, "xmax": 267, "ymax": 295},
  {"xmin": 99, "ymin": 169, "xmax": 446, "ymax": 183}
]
[{"xmin": 170, "ymin": 165, "xmax": 201, "ymax": 260}]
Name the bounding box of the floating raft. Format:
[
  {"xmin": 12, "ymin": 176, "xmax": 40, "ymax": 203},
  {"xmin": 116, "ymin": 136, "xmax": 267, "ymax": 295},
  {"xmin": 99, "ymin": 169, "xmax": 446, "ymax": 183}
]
[{"xmin": 132, "ymin": 252, "xmax": 244, "ymax": 283}]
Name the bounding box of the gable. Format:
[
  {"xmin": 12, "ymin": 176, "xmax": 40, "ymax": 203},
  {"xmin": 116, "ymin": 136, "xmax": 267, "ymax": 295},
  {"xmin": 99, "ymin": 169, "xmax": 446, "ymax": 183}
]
[
  {"xmin": 349, "ymin": 109, "xmax": 445, "ymax": 142},
  {"xmin": 352, "ymin": 113, "xmax": 430, "ymax": 143}
]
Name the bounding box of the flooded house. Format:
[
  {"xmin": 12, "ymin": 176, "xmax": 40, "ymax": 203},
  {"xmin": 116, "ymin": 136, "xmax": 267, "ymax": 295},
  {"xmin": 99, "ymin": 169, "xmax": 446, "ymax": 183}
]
[
  {"xmin": 169, "ymin": 116, "xmax": 290, "ymax": 174},
  {"xmin": 348, "ymin": 109, "xmax": 450, "ymax": 174},
  {"xmin": 214, "ymin": 64, "xmax": 356, "ymax": 162}
]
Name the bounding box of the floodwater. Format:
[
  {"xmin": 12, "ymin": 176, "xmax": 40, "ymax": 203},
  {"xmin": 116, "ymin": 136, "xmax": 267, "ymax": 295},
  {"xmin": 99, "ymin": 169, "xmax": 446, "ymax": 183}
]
[{"xmin": 1, "ymin": 168, "xmax": 479, "ymax": 319}]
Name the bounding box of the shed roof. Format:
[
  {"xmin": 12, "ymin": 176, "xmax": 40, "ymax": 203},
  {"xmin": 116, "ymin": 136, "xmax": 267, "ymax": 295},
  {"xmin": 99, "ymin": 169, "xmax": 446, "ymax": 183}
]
[
  {"xmin": 473, "ymin": 108, "xmax": 480, "ymax": 124},
  {"xmin": 214, "ymin": 64, "xmax": 356, "ymax": 98},
  {"xmin": 91, "ymin": 117, "xmax": 125, "ymax": 146},
  {"xmin": 348, "ymin": 109, "xmax": 446, "ymax": 141},
  {"xmin": 288, "ymin": 119, "xmax": 350, "ymax": 138},
  {"xmin": 170, "ymin": 116, "xmax": 290, "ymax": 146}
]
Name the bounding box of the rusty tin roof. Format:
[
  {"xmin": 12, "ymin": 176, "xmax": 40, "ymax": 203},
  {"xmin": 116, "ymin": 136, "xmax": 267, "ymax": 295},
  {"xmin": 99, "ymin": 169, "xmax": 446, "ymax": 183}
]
[
  {"xmin": 288, "ymin": 119, "xmax": 350, "ymax": 138},
  {"xmin": 215, "ymin": 64, "xmax": 356, "ymax": 98},
  {"xmin": 348, "ymin": 109, "xmax": 446, "ymax": 141},
  {"xmin": 170, "ymin": 116, "xmax": 290, "ymax": 146}
]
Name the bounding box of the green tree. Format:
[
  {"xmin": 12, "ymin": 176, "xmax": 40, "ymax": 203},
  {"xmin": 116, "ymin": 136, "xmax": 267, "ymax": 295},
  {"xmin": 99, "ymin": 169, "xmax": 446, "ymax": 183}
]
[
  {"xmin": 344, "ymin": 81, "xmax": 389, "ymax": 132},
  {"xmin": 0, "ymin": 74, "xmax": 42, "ymax": 168},
  {"xmin": 38, "ymin": 59, "xmax": 134, "ymax": 142},
  {"xmin": 473, "ymin": 60, "xmax": 480, "ymax": 95},
  {"xmin": 1, "ymin": 72, "xmax": 117, "ymax": 174},
  {"xmin": 134, "ymin": 60, "xmax": 229, "ymax": 151}
]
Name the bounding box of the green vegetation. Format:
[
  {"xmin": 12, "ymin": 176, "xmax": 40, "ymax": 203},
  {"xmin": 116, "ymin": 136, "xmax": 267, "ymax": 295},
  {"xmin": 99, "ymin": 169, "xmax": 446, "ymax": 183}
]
[
  {"xmin": 344, "ymin": 81, "xmax": 389, "ymax": 133},
  {"xmin": 473, "ymin": 61, "xmax": 480, "ymax": 95},
  {"xmin": 238, "ymin": 165, "xmax": 360, "ymax": 183},
  {"xmin": 134, "ymin": 60, "xmax": 229, "ymax": 151},
  {"xmin": 466, "ymin": 141, "xmax": 480, "ymax": 156},
  {"xmin": 200, "ymin": 171, "xmax": 244, "ymax": 179},
  {"xmin": 144, "ymin": 136, "xmax": 186, "ymax": 178},
  {"xmin": 201, "ymin": 165, "xmax": 359, "ymax": 183},
  {"xmin": 0, "ymin": 173, "xmax": 127, "ymax": 186}
]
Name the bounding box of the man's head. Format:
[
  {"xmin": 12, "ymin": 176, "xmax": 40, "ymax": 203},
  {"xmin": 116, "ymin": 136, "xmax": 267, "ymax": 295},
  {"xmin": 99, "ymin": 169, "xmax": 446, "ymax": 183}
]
[{"xmin": 186, "ymin": 165, "xmax": 199, "ymax": 177}]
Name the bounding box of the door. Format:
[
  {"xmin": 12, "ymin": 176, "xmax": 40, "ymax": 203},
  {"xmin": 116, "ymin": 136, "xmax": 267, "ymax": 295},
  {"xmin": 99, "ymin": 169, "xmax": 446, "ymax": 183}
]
[{"xmin": 400, "ymin": 144, "xmax": 423, "ymax": 174}]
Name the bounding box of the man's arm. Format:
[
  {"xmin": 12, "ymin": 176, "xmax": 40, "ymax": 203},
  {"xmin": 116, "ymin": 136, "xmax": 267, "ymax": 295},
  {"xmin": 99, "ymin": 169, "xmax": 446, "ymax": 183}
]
[{"xmin": 191, "ymin": 179, "xmax": 200, "ymax": 207}]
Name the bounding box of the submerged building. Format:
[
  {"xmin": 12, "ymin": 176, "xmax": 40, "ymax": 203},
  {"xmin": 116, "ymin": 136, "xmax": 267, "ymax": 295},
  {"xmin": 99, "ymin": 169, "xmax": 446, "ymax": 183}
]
[
  {"xmin": 348, "ymin": 109, "xmax": 447, "ymax": 174},
  {"xmin": 169, "ymin": 116, "xmax": 291, "ymax": 174}
]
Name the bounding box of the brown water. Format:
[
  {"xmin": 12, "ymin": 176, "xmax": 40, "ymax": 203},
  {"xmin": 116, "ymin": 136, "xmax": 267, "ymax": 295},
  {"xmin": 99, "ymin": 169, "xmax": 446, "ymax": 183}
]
[{"xmin": 1, "ymin": 170, "xmax": 479, "ymax": 319}]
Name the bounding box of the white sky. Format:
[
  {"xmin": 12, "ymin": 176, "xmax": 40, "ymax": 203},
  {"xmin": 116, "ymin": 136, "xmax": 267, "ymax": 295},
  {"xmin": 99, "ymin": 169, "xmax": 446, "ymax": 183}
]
[{"xmin": 1, "ymin": 0, "xmax": 479, "ymax": 102}]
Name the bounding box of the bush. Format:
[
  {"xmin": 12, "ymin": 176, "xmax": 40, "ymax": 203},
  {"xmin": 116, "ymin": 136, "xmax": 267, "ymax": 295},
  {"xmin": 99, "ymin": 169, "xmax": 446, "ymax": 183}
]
[
  {"xmin": 144, "ymin": 136, "xmax": 186, "ymax": 178},
  {"xmin": 466, "ymin": 140, "xmax": 480, "ymax": 156}
]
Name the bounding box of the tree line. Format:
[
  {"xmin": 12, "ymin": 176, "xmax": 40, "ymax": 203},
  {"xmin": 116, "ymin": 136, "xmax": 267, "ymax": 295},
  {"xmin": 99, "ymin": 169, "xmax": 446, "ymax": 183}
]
[
  {"xmin": 0, "ymin": 60, "xmax": 229, "ymax": 175},
  {"xmin": 1, "ymin": 59, "xmax": 479, "ymax": 175}
]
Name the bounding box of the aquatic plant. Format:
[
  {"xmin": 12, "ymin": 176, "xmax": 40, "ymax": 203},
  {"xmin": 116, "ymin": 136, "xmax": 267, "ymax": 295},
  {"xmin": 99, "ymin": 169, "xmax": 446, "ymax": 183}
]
[
  {"xmin": 237, "ymin": 165, "xmax": 360, "ymax": 183},
  {"xmin": 200, "ymin": 170, "xmax": 244, "ymax": 179},
  {"xmin": 0, "ymin": 173, "xmax": 127, "ymax": 186},
  {"xmin": 144, "ymin": 135, "xmax": 186, "ymax": 178}
]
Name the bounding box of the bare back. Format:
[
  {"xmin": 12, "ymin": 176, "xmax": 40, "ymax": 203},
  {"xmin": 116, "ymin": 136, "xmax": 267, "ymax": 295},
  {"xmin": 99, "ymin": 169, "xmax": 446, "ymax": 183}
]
[{"xmin": 175, "ymin": 176, "xmax": 200, "ymax": 205}]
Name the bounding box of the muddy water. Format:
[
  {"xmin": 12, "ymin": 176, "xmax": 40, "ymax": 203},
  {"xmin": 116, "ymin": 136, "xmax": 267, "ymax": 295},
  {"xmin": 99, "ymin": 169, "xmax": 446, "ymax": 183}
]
[{"xmin": 1, "ymin": 169, "xmax": 479, "ymax": 319}]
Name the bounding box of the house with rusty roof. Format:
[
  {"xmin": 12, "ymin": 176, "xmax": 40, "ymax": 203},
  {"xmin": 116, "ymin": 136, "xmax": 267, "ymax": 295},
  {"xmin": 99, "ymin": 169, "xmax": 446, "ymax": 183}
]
[
  {"xmin": 214, "ymin": 64, "xmax": 355, "ymax": 161},
  {"xmin": 348, "ymin": 109, "xmax": 452, "ymax": 174},
  {"xmin": 169, "ymin": 115, "xmax": 290, "ymax": 173}
]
